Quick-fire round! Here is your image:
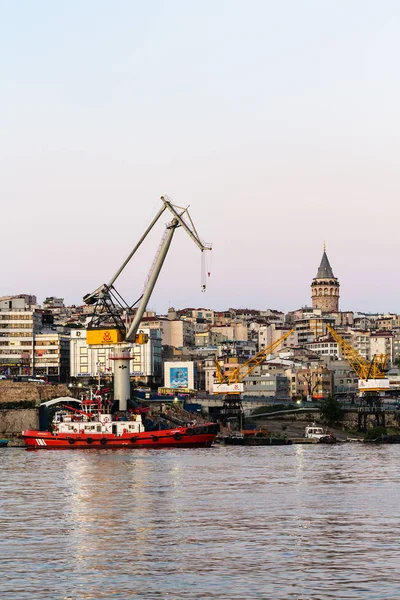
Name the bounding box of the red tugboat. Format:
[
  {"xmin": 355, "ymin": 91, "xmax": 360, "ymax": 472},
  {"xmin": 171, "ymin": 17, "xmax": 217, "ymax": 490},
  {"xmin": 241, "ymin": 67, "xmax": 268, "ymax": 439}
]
[{"xmin": 22, "ymin": 400, "xmax": 218, "ymax": 449}]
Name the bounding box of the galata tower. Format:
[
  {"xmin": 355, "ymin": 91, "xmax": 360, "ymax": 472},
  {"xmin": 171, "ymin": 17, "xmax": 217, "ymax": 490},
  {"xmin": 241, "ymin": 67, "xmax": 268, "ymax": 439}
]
[{"xmin": 311, "ymin": 245, "xmax": 340, "ymax": 312}]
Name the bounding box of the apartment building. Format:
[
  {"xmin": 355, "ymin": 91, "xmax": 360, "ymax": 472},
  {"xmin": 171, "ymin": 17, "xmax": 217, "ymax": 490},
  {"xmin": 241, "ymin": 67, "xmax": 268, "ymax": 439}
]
[
  {"xmin": 0, "ymin": 296, "xmax": 42, "ymax": 377},
  {"xmin": 258, "ymin": 325, "xmax": 297, "ymax": 353},
  {"xmin": 34, "ymin": 332, "xmax": 70, "ymax": 381},
  {"xmin": 140, "ymin": 312, "xmax": 195, "ymax": 348},
  {"xmin": 0, "ymin": 295, "xmax": 70, "ymax": 380}
]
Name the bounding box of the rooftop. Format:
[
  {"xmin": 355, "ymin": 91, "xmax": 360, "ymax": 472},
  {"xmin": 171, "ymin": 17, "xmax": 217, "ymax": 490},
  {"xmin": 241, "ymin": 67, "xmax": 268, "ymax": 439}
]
[{"xmin": 316, "ymin": 250, "xmax": 335, "ymax": 279}]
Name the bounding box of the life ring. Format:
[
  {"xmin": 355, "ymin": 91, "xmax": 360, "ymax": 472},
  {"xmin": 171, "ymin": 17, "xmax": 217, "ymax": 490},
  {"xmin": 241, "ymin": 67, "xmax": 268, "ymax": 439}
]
[
  {"xmin": 194, "ymin": 427, "xmax": 202, "ymax": 435},
  {"xmin": 202, "ymin": 426, "xmax": 209, "ymax": 434},
  {"xmin": 103, "ymin": 417, "xmax": 110, "ymax": 423},
  {"xmin": 186, "ymin": 428, "xmax": 194, "ymax": 436},
  {"xmin": 86, "ymin": 438, "xmax": 93, "ymax": 444},
  {"xmin": 130, "ymin": 437, "xmax": 138, "ymax": 443},
  {"xmin": 73, "ymin": 428, "xmax": 77, "ymax": 433},
  {"xmin": 68, "ymin": 438, "xmax": 75, "ymax": 445},
  {"xmin": 151, "ymin": 435, "xmax": 159, "ymax": 442},
  {"xmin": 173, "ymin": 432, "xmax": 182, "ymax": 441},
  {"xmin": 100, "ymin": 438, "xmax": 107, "ymax": 445}
]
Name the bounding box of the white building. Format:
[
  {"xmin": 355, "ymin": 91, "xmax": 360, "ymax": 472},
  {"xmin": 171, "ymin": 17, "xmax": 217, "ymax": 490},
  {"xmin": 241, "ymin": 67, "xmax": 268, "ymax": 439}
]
[
  {"xmin": 306, "ymin": 338, "xmax": 339, "ymax": 358},
  {"xmin": 0, "ymin": 295, "xmax": 70, "ymax": 381},
  {"xmin": 69, "ymin": 328, "xmax": 162, "ymax": 384},
  {"xmin": 258, "ymin": 325, "xmax": 297, "ymax": 353},
  {"xmin": 34, "ymin": 331, "xmax": 70, "ymax": 381},
  {"xmin": 0, "ymin": 296, "xmax": 42, "ymax": 377}
]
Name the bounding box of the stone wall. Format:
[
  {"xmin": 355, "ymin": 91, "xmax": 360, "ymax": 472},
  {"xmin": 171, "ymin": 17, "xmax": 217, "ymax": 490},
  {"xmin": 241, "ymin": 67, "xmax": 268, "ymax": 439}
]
[
  {"xmin": 0, "ymin": 408, "xmax": 38, "ymax": 436},
  {"xmin": 0, "ymin": 382, "xmax": 72, "ymax": 404}
]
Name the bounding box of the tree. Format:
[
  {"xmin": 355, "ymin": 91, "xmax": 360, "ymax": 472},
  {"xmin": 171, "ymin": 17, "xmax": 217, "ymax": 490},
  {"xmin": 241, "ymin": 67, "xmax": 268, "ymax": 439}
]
[
  {"xmin": 320, "ymin": 394, "xmax": 344, "ymax": 426},
  {"xmin": 299, "ymin": 371, "xmax": 321, "ymax": 401}
]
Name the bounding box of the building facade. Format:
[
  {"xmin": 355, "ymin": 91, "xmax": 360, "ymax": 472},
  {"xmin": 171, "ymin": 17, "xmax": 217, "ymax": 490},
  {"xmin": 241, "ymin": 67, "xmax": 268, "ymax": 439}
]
[{"xmin": 69, "ymin": 328, "xmax": 162, "ymax": 384}]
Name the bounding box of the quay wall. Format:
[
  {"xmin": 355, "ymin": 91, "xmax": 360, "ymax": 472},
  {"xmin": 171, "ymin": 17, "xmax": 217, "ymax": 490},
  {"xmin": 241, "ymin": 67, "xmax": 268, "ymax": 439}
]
[
  {"xmin": 0, "ymin": 381, "xmax": 72, "ymax": 404},
  {"xmin": 0, "ymin": 382, "xmax": 72, "ymax": 443},
  {"xmin": 0, "ymin": 408, "xmax": 38, "ymax": 437}
]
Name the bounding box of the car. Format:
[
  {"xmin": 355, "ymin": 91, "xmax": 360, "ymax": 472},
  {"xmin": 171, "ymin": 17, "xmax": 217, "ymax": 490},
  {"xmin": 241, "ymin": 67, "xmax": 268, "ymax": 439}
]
[{"xmin": 0, "ymin": 375, "xmax": 7, "ymax": 380}]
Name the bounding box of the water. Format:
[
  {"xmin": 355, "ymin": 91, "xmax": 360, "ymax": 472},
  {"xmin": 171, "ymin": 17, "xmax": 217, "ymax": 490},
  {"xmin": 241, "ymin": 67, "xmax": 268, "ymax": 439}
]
[{"xmin": 1, "ymin": 444, "xmax": 399, "ymax": 599}]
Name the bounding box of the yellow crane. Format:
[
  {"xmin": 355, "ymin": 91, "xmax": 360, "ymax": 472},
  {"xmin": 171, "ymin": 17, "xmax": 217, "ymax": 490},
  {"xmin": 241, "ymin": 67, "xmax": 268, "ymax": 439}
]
[
  {"xmin": 325, "ymin": 324, "xmax": 389, "ymax": 394},
  {"xmin": 213, "ymin": 329, "xmax": 295, "ymax": 395}
]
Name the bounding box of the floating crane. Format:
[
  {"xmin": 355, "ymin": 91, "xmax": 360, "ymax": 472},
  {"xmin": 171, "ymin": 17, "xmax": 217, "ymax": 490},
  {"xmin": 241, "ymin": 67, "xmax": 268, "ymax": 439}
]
[
  {"xmin": 83, "ymin": 195, "xmax": 211, "ymax": 411},
  {"xmin": 325, "ymin": 325, "xmax": 389, "ymax": 396},
  {"xmin": 213, "ymin": 329, "xmax": 295, "ymax": 395}
]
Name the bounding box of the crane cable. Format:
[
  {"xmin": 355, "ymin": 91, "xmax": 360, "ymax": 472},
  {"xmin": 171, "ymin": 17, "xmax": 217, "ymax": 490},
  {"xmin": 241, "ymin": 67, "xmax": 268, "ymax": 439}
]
[{"xmin": 201, "ymin": 251, "xmax": 206, "ymax": 291}]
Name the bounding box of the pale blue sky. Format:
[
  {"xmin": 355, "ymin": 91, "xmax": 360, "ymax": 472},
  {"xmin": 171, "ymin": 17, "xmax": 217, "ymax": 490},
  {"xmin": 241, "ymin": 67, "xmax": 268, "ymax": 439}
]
[{"xmin": 1, "ymin": 1, "xmax": 400, "ymax": 313}]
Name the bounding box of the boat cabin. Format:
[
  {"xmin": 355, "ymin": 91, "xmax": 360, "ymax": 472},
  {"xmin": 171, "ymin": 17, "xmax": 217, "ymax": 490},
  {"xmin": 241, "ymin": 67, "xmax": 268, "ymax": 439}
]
[
  {"xmin": 53, "ymin": 411, "xmax": 144, "ymax": 436},
  {"xmin": 305, "ymin": 424, "xmax": 327, "ymax": 439}
]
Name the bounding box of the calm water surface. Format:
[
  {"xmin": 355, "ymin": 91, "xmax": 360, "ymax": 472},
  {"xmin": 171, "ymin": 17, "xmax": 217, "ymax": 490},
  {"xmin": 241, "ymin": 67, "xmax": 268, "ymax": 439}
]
[{"xmin": 1, "ymin": 444, "xmax": 400, "ymax": 599}]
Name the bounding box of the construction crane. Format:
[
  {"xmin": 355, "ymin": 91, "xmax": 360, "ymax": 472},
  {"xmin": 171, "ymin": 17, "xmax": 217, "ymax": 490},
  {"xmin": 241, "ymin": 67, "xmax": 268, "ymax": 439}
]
[
  {"xmin": 83, "ymin": 195, "xmax": 211, "ymax": 411},
  {"xmin": 213, "ymin": 329, "xmax": 295, "ymax": 395},
  {"xmin": 325, "ymin": 325, "xmax": 389, "ymax": 396}
]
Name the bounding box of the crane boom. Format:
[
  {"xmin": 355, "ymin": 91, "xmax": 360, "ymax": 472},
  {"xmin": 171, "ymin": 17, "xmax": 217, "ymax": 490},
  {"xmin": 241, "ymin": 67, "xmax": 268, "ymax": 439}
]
[
  {"xmin": 213, "ymin": 329, "xmax": 295, "ymax": 394},
  {"xmin": 160, "ymin": 196, "xmax": 211, "ymax": 252},
  {"xmin": 125, "ymin": 219, "xmax": 178, "ymax": 342},
  {"xmin": 325, "ymin": 325, "xmax": 386, "ymax": 380},
  {"xmin": 84, "ymin": 196, "xmax": 212, "ymax": 340},
  {"xmin": 82, "ymin": 195, "xmax": 211, "ymax": 411}
]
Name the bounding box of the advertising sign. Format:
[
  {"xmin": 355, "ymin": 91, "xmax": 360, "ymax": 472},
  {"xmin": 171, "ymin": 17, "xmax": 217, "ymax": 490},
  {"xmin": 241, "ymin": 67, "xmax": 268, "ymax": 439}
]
[
  {"xmin": 358, "ymin": 379, "xmax": 390, "ymax": 390},
  {"xmin": 170, "ymin": 367, "xmax": 189, "ymax": 388},
  {"xmin": 213, "ymin": 383, "xmax": 244, "ymax": 394}
]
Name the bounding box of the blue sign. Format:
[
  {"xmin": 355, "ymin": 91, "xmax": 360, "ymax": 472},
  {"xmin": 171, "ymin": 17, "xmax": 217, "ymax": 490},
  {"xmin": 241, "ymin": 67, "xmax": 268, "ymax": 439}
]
[{"xmin": 170, "ymin": 367, "xmax": 188, "ymax": 388}]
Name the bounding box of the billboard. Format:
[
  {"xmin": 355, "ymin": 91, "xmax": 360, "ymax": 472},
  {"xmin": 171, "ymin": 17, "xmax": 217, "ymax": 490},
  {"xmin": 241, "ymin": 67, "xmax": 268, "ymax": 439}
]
[
  {"xmin": 170, "ymin": 367, "xmax": 189, "ymax": 388},
  {"xmin": 164, "ymin": 361, "xmax": 195, "ymax": 390}
]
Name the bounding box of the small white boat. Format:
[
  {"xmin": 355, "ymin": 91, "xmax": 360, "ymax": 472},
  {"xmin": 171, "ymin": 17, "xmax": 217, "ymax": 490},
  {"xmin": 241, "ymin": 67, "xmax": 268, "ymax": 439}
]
[{"xmin": 304, "ymin": 423, "xmax": 336, "ymax": 443}]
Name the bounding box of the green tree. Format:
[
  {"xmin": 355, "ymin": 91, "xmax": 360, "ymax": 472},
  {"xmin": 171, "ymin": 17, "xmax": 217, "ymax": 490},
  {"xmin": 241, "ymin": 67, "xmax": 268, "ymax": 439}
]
[{"xmin": 320, "ymin": 395, "xmax": 344, "ymax": 426}]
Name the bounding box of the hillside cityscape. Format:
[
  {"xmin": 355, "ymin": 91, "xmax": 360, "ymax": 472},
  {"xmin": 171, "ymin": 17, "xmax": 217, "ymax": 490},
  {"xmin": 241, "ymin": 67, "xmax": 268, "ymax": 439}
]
[{"xmin": 1, "ymin": 247, "xmax": 399, "ymax": 405}]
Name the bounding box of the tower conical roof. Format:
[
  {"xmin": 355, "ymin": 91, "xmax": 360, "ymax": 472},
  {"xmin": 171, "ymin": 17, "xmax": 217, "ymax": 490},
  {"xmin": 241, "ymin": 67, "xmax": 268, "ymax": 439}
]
[{"xmin": 316, "ymin": 251, "xmax": 335, "ymax": 278}]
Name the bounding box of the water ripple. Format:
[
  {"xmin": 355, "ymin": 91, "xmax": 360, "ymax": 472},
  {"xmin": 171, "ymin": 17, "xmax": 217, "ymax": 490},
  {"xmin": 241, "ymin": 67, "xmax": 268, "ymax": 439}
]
[{"xmin": 1, "ymin": 445, "xmax": 400, "ymax": 599}]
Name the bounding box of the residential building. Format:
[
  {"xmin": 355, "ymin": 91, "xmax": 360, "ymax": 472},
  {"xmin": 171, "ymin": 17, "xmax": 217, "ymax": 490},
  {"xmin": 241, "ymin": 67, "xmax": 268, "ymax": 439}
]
[
  {"xmin": 297, "ymin": 365, "xmax": 333, "ymax": 400},
  {"xmin": 306, "ymin": 336, "xmax": 339, "ymax": 359},
  {"xmin": 258, "ymin": 325, "xmax": 297, "ymax": 352},
  {"xmin": 34, "ymin": 332, "xmax": 70, "ymax": 382},
  {"xmin": 369, "ymin": 331, "xmax": 393, "ymax": 365},
  {"xmin": 210, "ymin": 323, "xmax": 248, "ymax": 342},
  {"xmin": 242, "ymin": 371, "xmax": 289, "ymax": 398},
  {"xmin": 294, "ymin": 308, "xmax": 336, "ymax": 345},
  {"xmin": 0, "ymin": 296, "xmax": 42, "ymax": 377},
  {"xmin": 140, "ymin": 312, "xmax": 195, "ymax": 348}
]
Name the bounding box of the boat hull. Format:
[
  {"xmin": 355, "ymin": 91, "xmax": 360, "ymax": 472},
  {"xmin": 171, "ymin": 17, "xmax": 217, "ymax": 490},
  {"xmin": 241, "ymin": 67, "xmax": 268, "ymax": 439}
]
[{"xmin": 22, "ymin": 426, "xmax": 217, "ymax": 449}]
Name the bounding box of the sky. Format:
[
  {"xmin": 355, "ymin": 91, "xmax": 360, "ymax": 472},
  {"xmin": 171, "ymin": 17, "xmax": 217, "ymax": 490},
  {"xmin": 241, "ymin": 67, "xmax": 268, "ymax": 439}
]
[{"xmin": 1, "ymin": 0, "xmax": 400, "ymax": 314}]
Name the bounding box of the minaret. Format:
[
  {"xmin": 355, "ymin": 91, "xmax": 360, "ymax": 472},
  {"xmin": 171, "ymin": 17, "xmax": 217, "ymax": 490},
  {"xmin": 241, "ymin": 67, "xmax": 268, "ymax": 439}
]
[{"xmin": 311, "ymin": 243, "xmax": 340, "ymax": 312}]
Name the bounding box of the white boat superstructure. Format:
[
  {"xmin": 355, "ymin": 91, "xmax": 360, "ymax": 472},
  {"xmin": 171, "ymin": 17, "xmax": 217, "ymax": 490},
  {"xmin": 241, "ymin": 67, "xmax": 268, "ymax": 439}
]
[
  {"xmin": 305, "ymin": 423, "xmax": 330, "ymax": 440},
  {"xmin": 53, "ymin": 410, "xmax": 144, "ymax": 436}
]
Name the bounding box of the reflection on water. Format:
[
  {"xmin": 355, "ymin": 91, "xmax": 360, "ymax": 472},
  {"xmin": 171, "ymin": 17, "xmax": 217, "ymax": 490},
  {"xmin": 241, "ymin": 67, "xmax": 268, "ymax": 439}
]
[{"xmin": 1, "ymin": 445, "xmax": 400, "ymax": 599}]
